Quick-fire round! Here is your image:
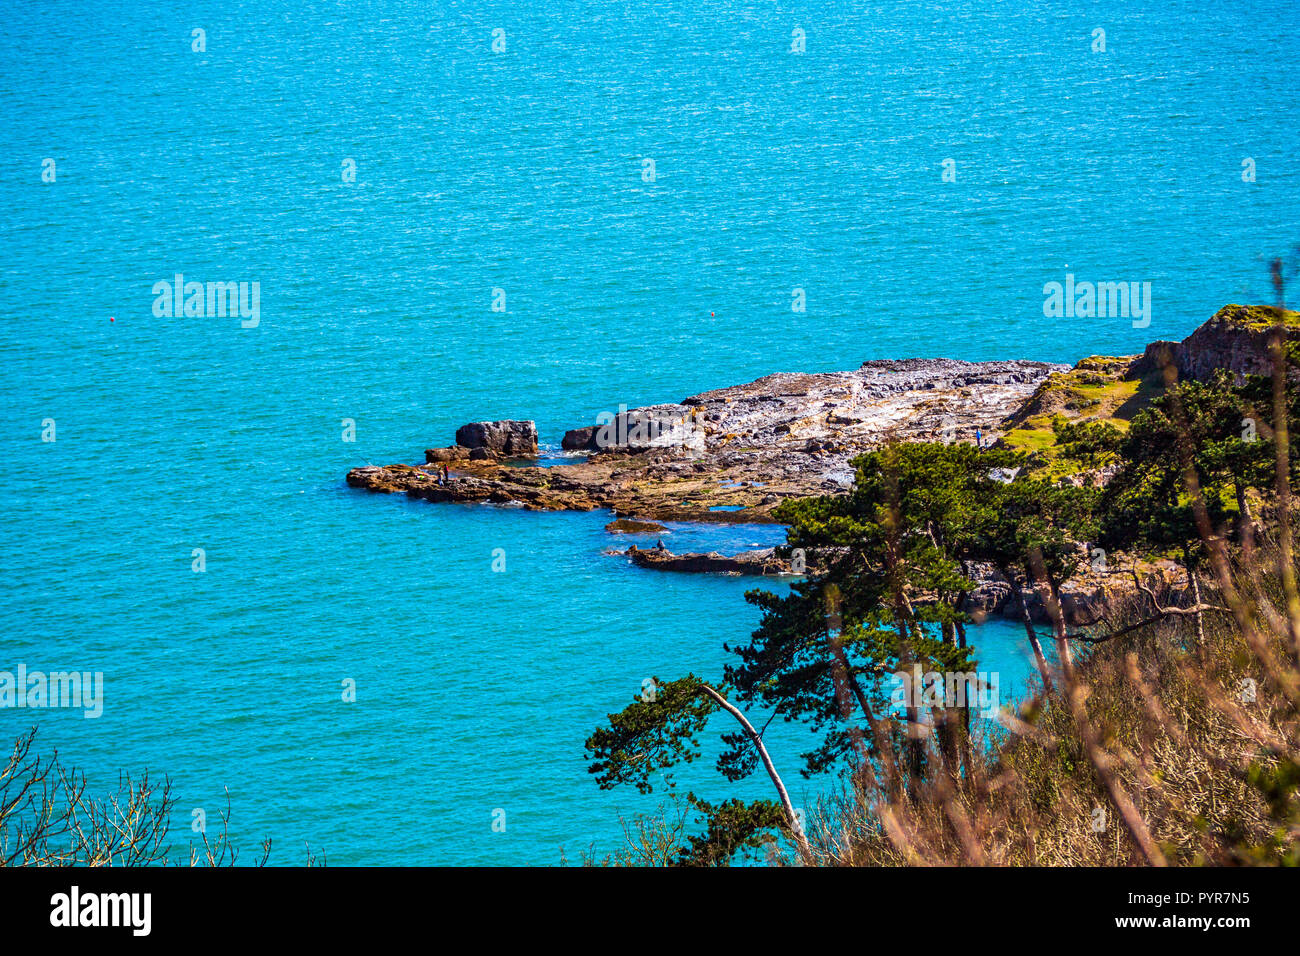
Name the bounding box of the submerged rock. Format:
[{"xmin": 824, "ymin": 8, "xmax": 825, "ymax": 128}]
[{"xmin": 605, "ymin": 518, "xmax": 669, "ymax": 534}]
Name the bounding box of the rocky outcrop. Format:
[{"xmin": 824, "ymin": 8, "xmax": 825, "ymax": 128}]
[
  {"xmin": 562, "ymin": 404, "xmax": 699, "ymax": 453},
  {"xmin": 454, "ymin": 420, "xmax": 538, "ymax": 457},
  {"xmin": 561, "ymin": 426, "xmax": 600, "ymax": 451},
  {"xmin": 423, "ymin": 446, "xmax": 471, "ymax": 463},
  {"xmin": 348, "ymin": 358, "xmax": 1063, "ymax": 522},
  {"xmin": 343, "ymin": 306, "xmax": 1270, "ymax": 626},
  {"xmin": 618, "ymin": 545, "xmax": 1191, "ymax": 627},
  {"xmin": 347, "ymin": 303, "xmax": 1290, "ymax": 522},
  {"xmin": 996, "ymin": 304, "xmax": 1300, "ymax": 465},
  {"xmin": 959, "ymin": 557, "xmax": 1190, "ymax": 627},
  {"xmin": 605, "ymin": 518, "xmax": 668, "ymax": 534},
  {"xmin": 624, "ymin": 545, "xmax": 792, "ymax": 575},
  {"xmin": 1132, "ymin": 304, "xmax": 1300, "ymax": 384}
]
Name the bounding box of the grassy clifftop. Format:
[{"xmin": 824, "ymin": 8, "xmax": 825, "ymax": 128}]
[
  {"xmin": 1212, "ymin": 302, "xmax": 1300, "ymax": 331},
  {"xmin": 998, "ymin": 302, "xmax": 1300, "ymax": 467},
  {"xmin": 998, "ymin": 355, "xmax": 1160, "ymax": 456}
]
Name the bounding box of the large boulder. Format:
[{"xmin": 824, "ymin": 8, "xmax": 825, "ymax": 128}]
[
  {"xmin": 562, "ymin": 404, "xmax": 701, "ymax": 454},
  {"xmin": 454, "ymin": 420, "xmax": 538, "ymax": 457},
  {"xmin": 561, "ymin": 425, "xmax": 600, "ymax": 451},
  {"xmin": 424, "ymin": 446, "xmax": 471, "ymax": 463}
]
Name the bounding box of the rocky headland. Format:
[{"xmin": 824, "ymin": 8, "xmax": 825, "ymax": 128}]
[
  {"xmin": 345, "ymin": 304, "xmax": 1298, "ymax": 623},
  {"xmin": 1134, "ymin": 304, "xmax": 1300, "ymax": 384},
  {"xmin": 347, "ymin": 357, "xmax": 1063, "ymax": 522}
]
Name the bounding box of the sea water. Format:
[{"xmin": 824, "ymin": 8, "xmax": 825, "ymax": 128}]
[{"xmin": 0, "ymin": 0, "xmax": 1297, "ymax": 864}]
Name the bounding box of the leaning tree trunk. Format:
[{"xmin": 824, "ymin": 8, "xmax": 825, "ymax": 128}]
[
  {"xmin": 822, "ymin": 584, "xmax": 902, "ymax": 794},
  {"xmin": 699, "ymin": 684, "xmax": 812, "ymax": 863},
  {"xmin": 1235, "ymin": 481, "xmax": 1254, "ymax": 539},
  {"xmin": 892, "ymin": 602, "xmax": 926, "ymax": 780},
  {"xmin": 1190, "ymin": 566, "xmax": 1206, "ymax": 646},
  {"xmin": 1008, "ymin": 570, "xmax": 1053, "ymax": 691},
  {"xmin": 1043, "ymin": 575, "xmax": 1075, "ymax": 672}
]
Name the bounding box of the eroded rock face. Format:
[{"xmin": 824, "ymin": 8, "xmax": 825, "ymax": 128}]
[
  {"xmin": 959, "ymin": 555, "xmax": 1190, "ymax": 627},
  {"xmin": 615, "ymin": 544, "xmax": 1190, "ymax": 627},
  {"xmin": 1133, "ymin": 304, "xmax": 1300, "ymax": 384},
  {"xmin": 562, "ymin": 404, "xmax": 697, "ymax": 452},
  {"xmin": 454, "ymin": 420, "xmax": 538, "ymax": 457}
]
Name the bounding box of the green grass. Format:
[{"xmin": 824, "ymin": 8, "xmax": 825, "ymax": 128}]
[
  {"xmin": 999, "ymin": 357, "xmax": 1164, "ymax": 466},
  {"xmin": 1214, "ymin": 303, "xmax": 1300, "ymax": 331}
]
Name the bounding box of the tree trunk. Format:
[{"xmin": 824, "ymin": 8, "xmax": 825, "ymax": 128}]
[
  {"xmin": 1234, "ymin": 481, "xmax": 1254, "ymax": 539},
  {"xmin": 1044, "ymin": 575, "xmax": 1075, "ymax": 671},
  {"xmin": 1010, "ymin": 574, "xmax": 1053, "ymax": 691},
  {"xmin": 825, "ymin": 630, "xmax": 901, "ymax": 795},
  {"xmin": 885, "ymin": 579, "xmax": 925, "ymax": 779},
  {"xmin": 699, "ymin": 684, "xmax": 812, "ymax": 863},
  {"xmin": 1190, "ymin": 567, "xmax": 1206, "ymax": 646}
]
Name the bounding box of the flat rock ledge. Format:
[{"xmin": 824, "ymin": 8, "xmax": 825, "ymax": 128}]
[
  {"xmin": 624, "ymin": 545, "xmax": 793, "ymax": 575},
  {"xmin": 346, "ymin": 357, "xmax": 1065, "ymax": 523},
  {"xmin": 605, "ymin": 518, "xmax": 669, "ymax": 534}
]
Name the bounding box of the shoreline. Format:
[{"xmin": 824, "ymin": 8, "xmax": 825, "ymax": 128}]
[{"xmin": 345, "ymin": 304, "xmax": 1298, "ymax": 625}]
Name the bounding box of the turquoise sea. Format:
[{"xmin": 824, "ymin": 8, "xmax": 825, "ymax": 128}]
[{"xmin": 1, "ymin": 1, "xmax": 1297, "ymax": 864}]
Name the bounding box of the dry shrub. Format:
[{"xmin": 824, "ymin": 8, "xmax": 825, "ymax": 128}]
[{"xmin": 814, "ymin": 543, "xmax": 1299, "ymax": 866}]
